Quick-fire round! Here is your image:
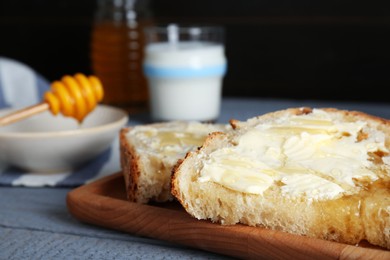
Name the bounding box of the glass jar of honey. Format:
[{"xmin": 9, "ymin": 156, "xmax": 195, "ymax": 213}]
[{"xmin": 91, "ymin": 0, "xmax": 153, "ymax": 113}]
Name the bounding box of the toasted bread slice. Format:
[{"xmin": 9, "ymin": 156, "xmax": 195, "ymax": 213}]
[
  {"xmin": 120, "ymin": 121, "xmax": 230, "ymax": 204},
  {"xmin": 172, "ymin": 107, "xmax": 390, "ymax": 249}
]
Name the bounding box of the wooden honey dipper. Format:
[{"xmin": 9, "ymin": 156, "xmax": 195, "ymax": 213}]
[{"xmin": 0, "ymin": 73, "xmax": 104, "ymax": 126}]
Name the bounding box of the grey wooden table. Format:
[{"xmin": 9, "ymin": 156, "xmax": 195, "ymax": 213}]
[{"xmin": 1, "ymin": 97, "xmax": 389, "ymax": 260}]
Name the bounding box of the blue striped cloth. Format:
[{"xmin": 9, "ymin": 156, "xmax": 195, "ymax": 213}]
[{"xmin": 0, "ymin": 57, "xmax": 122, "ymax": 187}]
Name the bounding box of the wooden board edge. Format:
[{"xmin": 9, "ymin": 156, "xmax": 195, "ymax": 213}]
[{"xmin": 66, "ymin": 172, "xmax": 390, "ymax": 260}]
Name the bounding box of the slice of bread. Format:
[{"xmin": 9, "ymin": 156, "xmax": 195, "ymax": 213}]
[
  {"xmin": 120, "ymin": 121, "xmax": 230, "ymax": 204},
  {"xmin": 171, "ymin": 107, "xmax": 390, "ymax": 249}
]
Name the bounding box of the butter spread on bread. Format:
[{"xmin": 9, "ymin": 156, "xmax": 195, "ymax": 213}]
[
  {"xmin": 120, "ymin": 121, "xmax": 230, "ymax": 203},
  {"xmin": 198, "ymin": 108, "xmax": 388, "ymax": 201},
  {"xmin": 171, "ymin": 107, "xmax": 390, "ymax": 249}
]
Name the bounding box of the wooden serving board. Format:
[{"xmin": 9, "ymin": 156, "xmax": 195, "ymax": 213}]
[{"xmin": 66, "ymin": 172, "xmax": 390, "ymax": 260}]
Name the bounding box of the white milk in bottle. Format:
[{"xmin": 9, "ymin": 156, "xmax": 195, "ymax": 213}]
[{"xmin": 143, "ymin": 25, "xmax": 227, "ymax": 122}]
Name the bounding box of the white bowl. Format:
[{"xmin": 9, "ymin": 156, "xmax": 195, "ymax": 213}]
[{"xmin": 0, "ymin": 105, "xmax": 128, "ymax": 172}]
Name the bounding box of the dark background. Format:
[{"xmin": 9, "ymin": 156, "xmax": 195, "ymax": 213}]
[{"xmin": 1, "ymin": 0, "xmax": 390, "ymax": 103}]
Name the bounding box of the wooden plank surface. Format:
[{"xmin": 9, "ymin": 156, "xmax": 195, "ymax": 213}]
[{"xmin": 66, "ymin": 172, "xmax": 390, "ymax": 260}]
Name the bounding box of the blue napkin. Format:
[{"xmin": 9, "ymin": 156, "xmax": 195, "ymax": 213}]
[{"xmin": 0, "ymin": 57, "xmax": 122, "ymax": 187}]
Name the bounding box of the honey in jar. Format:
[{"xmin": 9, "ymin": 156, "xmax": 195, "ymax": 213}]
[{"xmin": 91, "ymin": 0, "xmax": 153, "ymax": 113}]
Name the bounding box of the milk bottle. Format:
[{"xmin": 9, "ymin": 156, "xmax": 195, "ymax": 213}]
[{"xmin": 143, "ymin": 24, "xmax": 227, "ymax": 122}]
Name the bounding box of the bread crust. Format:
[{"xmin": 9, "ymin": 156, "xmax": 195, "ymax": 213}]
[
  {"xmin": 172, "ymin": 107, "xmax": 390, "ymax": 250},
  {"xmin": 120, "ymin": 127, "xmax": 143, "ymax": 203}
]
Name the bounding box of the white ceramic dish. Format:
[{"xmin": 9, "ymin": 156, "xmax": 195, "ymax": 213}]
[{"xmin": 0, "ymin": 105, "xmax": 128, "ymax": 172}]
